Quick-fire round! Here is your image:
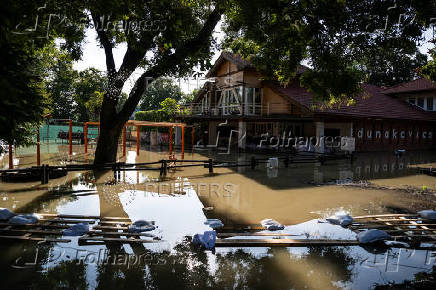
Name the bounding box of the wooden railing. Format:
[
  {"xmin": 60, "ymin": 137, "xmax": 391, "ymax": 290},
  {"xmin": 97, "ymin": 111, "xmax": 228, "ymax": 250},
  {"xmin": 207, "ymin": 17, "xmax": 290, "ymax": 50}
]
[{"xmin": 177, "ymin": 102, "xmax": 289, "ymax": 117}]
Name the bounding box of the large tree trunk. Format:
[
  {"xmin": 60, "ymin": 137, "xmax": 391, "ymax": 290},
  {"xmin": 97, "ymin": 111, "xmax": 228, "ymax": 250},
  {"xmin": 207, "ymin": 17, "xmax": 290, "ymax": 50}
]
[
  {"xmin": 93, "ymin": 119, "xmax": 124, "ymax": 164},
  {"xmin": 93, "ymin": 93, "xmax": 127, "ymax": 165}
]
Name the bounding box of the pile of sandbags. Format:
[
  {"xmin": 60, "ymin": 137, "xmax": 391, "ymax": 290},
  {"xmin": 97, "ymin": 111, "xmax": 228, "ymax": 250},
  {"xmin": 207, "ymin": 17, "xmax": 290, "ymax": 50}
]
[
  {"xmin": 261, "ymin": 219, "xmax": 284, "ymax": 231},
  {"xmin": 192, "ymin": 231, "xmax": 216, "ymax": 250},
  {"xmin": 63, "ymin": 223, "xmax": 90, "ymax": 236},
  {"xmin": 357, "ymin": 229, "xmax": 391, "ymax": 244},
  {"xmin": 0, "ymin": 208, "xmax": 15, "ymax": 220},
  {"xmin": 418, "ymin": 210, "xmax": 436, "ymax": 220},
  {"xmin": 326, "ymin": 213, "xmax": 354, "ymax": 227},
  {"xmin": 204, "ymin": 219, "xmax": 224, "ymax": 229},
  {"xmin": 128, "ymin": 220, "xmax": 157, "ymax": 233}
]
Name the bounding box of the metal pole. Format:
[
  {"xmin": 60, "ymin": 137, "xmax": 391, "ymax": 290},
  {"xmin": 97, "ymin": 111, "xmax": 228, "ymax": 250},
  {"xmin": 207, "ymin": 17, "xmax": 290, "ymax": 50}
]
[
  {"xmin": 123, "ymin": 124, "xmax": 126, "ymax": 156},
  {"xmin": 37, "ymin": 127, "xmax": 40, "ymax": 166},
  {"xmin": 191, "ymin": 126, "xmax": 195, "ymax": 148},
  {"xmin": 84, "ymin": 123, "xmax": 88, "ymax": 154},
  {"xmin": 181, "ymin": 126, "xmax": 185, "ymax": 159},
  {"xmin": 136, "ymin": 125, "xmax": 140, "ymax": 155},
  {"xmin": 208, "ymin": 158, "xmax": 213, "ymax": 173},
  {"xmin": 169, "ymin": 126, "xmax": 173, "ymax": 156},
  {"xmin": 69, "ymin": 119, "xmax": 72, "ymax": 156},
  {"xmin": 8, "ymin": 144, "xmax": 13, "ymax": 169}
]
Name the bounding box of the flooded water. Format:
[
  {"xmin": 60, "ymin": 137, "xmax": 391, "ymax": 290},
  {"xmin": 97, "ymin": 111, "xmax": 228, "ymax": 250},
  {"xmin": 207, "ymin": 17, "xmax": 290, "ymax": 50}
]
[{"xmin": 1, "ymin": 143, "xmax": 436, "ymax": 289}]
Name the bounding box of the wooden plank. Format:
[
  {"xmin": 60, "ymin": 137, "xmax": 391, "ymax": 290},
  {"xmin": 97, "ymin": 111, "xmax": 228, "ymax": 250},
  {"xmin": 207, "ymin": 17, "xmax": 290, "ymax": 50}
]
[
  {"xmin": 87, "ymin": 231, "xmax": 157, "ymax": 238},
  {"xmin": 0, "ymin": 228, "xmax": 64, "ymax": 235},
  {"xmin": 351, "ymin": 223, "xmax": 436, "ymax": 228},
  {"xmin": 215, "ymin": 239, "xmax": 359, "ymax": 247},
  {"xmin": 399, "ymin": 217, "xmax": 436, "ymax": 241},
  {"xmin": 0, "ymin": 223, "xmax": 71, "ymax": 229},
  {"xmin": 97, "ymin": 221, "xmax": 133, "ymax": 225},
  {"xmin": 359, "ymin": 218, "xmax": 433, "ymax": 223},
  {"xmin": 78, "ymin": 236, "xmax": 160, "ymax": 243},
  {"xmin": 39, "ymin": 218, "xmax": 96, "ymax": 224},
  {"xmin": 0, "ymin": 234, "xmax": 70, "ymax": 243},
  {"xmin": 217, "ymin": 233, "xmax": 302, "ymax": 238},
  {"xmin": 353, "ymin": 214, "xmax": 413, "ymax": 219},
  {"xmin": 37, "ymin": 213, "xmax": 131, "ymax": 220},
  {"xmin": 92, "ymin": 225, "xmax": 129, "ymax": 230}
]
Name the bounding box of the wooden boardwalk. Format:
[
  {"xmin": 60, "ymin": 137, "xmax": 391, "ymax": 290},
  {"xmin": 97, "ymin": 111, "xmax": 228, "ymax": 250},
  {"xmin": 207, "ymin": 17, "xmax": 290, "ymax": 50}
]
[{"xmin": 0, "ymin": 213, "xmax": 161, "ymax": 245}]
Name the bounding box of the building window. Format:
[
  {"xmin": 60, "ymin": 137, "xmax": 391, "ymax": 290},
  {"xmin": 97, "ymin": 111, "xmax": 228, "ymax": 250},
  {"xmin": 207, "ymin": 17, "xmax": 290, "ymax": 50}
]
[
  {"xmin": 417, "ymin": 97, "xmax": 424, "ymax": 108},
  {"xmin": 244, "ymin": 87, "xmax": 261, "ymax": 115},
  {"xmin": 408, "ymin": 97, "xmax": 416, "ymax": 105},
  {"xmin": 427, "ymin": 97, "xmax": 434, "ymax": 111},
  {"xmin": 218, "ymin": 87, "xmax": 242, "ymax": 115}
]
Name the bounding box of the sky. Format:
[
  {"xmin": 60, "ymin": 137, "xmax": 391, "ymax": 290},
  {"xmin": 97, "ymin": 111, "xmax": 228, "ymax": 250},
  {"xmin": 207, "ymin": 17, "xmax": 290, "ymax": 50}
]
[
  {"xmin": 73, "ymin": 25, "xmax": 435, "ymax": 95},
  {"xmin": 73, "ymin": 23, "xmax": 225, "ymax": 94}
]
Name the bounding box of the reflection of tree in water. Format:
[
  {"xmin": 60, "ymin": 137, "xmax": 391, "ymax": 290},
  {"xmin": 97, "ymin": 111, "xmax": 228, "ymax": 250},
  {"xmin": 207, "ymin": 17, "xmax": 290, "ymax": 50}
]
[
  {"xmin": 375, "ymin": 265, "xmax": 436, "ymax": 289},
  {"xmin": 92, "ymin": 242, "xmax": 355, "ymax": 289},
  {"xmin": 31, "ymin": 260, "xmax": 88, "ymax": 289},
  {"xmin": 0, "ymin": 243, "xmax": 88, "ymax": 289},
  {"xmin": 305, "ymin": 246, "xmax": 355, "ymax": 282}
]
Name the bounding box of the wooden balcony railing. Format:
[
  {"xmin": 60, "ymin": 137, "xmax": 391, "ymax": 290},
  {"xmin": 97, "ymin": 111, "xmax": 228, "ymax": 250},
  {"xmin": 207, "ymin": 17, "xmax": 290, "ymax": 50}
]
[{"xmin": 177, "ymin": 102, "xmax": 289, "ymax": 117}]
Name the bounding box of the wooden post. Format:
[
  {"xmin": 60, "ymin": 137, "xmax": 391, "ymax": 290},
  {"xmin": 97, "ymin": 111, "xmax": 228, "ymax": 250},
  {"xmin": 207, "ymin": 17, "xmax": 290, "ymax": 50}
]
[
  {"xmin": 191, "ymin": 126, "xmax": 195, "ymax": 148},
  {"xmin": 69, "ymin": 119, "xmax": 72, "ymax": 156},
  {"xmin": 136, "ymin": 125, "xmax": 140, "ymax": 155},
  {"xmin": 8, "ymin": 144, "xmax": 13, "ymax": 169},
  {"xmin": 123, "ymin": 124, "xmax": 126, "ymax": 156},
  {"xmin": 84, "ymin": 123, "xmax": 88, "ymax": 154},
  {"xmin": 37, "ymin": 127, "xmax": 41, "ymax": 166},
  {"xmin": 181, "ymin": 126, "xmax": 185, "ymax": 159},
  {"xmin": 208, "ymin": 158, "xmax": 213, "ymax": 173},
  {"xmin": 169, "ymin": 126, "xmax": 173, "ymax": 156},
  {"xmin": 284, "ymin": 156, "xmax": 289, "ymax": 168}
]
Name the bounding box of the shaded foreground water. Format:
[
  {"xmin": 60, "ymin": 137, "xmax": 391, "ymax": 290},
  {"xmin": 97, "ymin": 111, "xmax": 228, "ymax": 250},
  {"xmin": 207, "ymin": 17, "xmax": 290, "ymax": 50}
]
[{"xmin": 1, "ymin": 144, "xmax": 436, "ymax": 289}]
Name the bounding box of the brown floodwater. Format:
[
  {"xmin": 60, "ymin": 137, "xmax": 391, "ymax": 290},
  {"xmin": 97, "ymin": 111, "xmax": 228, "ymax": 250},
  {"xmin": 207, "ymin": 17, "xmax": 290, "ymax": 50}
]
[{"xmin": 1, "ymin": 143, "xmax": 436, "ymax": 289}]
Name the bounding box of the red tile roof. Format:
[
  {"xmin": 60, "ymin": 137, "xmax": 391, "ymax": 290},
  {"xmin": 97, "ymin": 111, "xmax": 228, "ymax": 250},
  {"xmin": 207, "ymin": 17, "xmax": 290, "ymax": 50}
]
[
  {"xmin": 383, "ymin": 78, "xmax": 436, "ymax": 94},
  {"xmin": 268, "ymin": 81, "xmax": 436, "ymax": 121}
]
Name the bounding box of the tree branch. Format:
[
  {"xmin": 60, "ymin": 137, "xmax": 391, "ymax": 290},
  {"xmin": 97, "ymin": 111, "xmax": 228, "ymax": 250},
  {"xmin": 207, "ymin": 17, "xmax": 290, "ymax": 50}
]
[
  {"xmin": 91, "ymin": 12, "xmax": 116, "ymax": 74},
  {"xmin": 118, "ymin": 7, "xmax": 223, "ymax": 120}
]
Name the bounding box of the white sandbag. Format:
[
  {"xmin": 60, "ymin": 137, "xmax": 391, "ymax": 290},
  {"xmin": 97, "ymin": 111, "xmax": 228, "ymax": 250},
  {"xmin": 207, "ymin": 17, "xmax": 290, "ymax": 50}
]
[
  {"xmin": 0, "ymin": 208, "xmax": 15, "ymax": 220},
  {"xmin": 128, "ymin": 220, "xmax": 156, "ymax": 233},
  {"xmin": 204, "ymin": 219, "xmax": 224, "ymax": 229},
  {"xmin": 192, "ymin": 230, "xmax": 216, "ymax": 250},
  {"xmin": 267, "ymin": 158, "xmax": 279, "ymax": 169},
  {"xmin": 418, "ymin": 210, "xmax": 436, "ymax": 220},
  {"xmin": 63, "ymin": 223, "xmax": 89, "ymax": 236},
  {"xmin": 326, "ymin": 213, "xmax": 354, "ymax": 227},
  {"xmin": 357, "ymin": 229, "xmax": 391, "ymax": 244},
  {"xmin": 261, "ymin": 219, "xmax": 284, "ymax": 231},
  {"xmin": 384, "ymin": 240, "xmax": 409, "ymax": 248},
  {"xmin": 8, "ymin": 213, "xmax": 41, "ymax": 224}
]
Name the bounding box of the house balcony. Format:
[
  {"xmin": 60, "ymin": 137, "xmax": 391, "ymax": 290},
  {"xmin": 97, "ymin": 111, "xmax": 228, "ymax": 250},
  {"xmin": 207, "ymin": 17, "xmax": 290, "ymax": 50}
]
[{"xmin": 177, "ymin": 102, "xmax": 293, "ymax": 118}]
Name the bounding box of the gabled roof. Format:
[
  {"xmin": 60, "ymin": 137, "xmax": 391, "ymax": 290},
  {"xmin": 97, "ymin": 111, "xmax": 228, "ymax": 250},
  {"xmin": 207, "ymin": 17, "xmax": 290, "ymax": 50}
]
[
  {"xmin": 205, "ymin": 52, "xmax": 309, "ymax": 78},
  {"xmin": 268, "ymin": 81, "xmax": 436, "ymax": 121},
  {"xmin": 205, "ymin": 52, "xmax": 254, "ymax": 78},
  {"xmin": 193, "ymin": 81, "xmax": 215, "ymax": 103},
  {"xmin": 383, "ymin": 78, "xmax": 436, "ymax": 94}
]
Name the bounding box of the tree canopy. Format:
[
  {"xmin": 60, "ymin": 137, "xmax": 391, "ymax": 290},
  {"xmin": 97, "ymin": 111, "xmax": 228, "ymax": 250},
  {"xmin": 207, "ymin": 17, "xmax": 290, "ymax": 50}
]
[
  {"xmin": 1, "ymin": 0, "xmax": 435, "ymax": 160},
  {"xmin": 223, "ymin": 0, "xmax": 436, "ymax": 100},
  {"xmin": 139, "ymin": 78, "xmax": 184, "ymax": 111}
]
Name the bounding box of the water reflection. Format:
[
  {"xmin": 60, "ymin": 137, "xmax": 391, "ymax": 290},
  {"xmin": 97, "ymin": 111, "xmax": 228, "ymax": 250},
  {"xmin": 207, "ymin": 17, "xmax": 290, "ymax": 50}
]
[{"xmin": 1, "ymin": 147, "xmax": 436, "ymax": 288}]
